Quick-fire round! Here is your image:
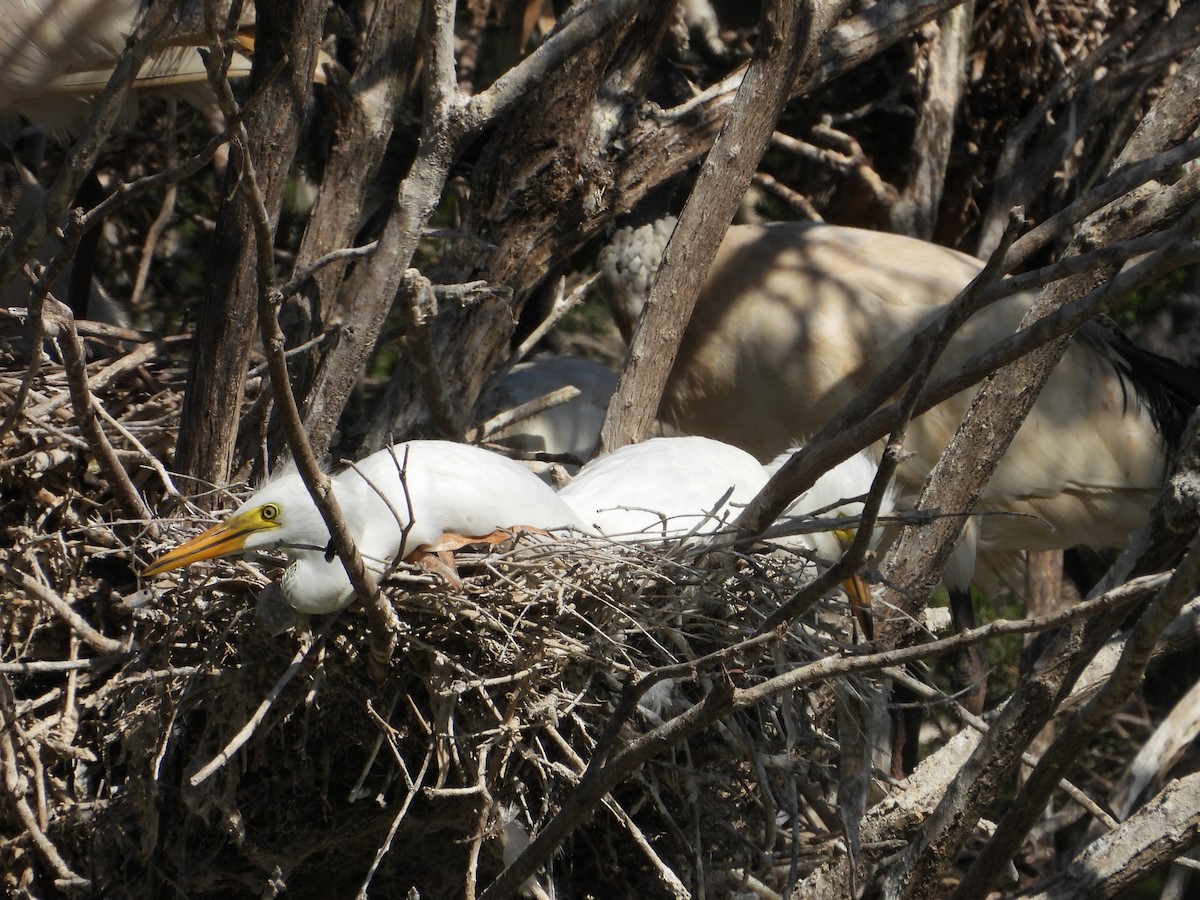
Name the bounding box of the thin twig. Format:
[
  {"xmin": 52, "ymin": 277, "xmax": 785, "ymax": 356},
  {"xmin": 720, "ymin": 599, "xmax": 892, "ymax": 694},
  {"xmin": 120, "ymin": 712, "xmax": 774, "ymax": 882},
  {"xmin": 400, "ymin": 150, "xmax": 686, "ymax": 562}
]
[
  {"xmin": 42, "ymin": 299, "xmax": 151, "ymax": 519},
  {"xmin": 356, "ymin": 748, "xmax": 433, "ymax": 900},
  {"xmin": 510, "ymin": 274, "xmax": 596, "ymax": 365},
  {"xmin": 189, "ymin": 627, "xmax": 322, "ymax": 787},
  {"xmin": 5, "ymin": 567, "xmax": 126, "ymax": 656}
]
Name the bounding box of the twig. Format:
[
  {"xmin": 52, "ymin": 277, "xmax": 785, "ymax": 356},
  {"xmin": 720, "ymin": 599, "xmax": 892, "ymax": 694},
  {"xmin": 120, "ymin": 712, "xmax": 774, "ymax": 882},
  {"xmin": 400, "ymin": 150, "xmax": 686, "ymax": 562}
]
[
  {"xmin": 25, "ymin": 338, "xmax": 164, "ymax": 420},
  {"xmin": 482, "ymin": 568, "xmax": 1163, "ymax": 898},
  {"xmin": 300, "ymin": 0, "xmax": 643, "ymax": 458},
  {"xmin": 5, "ymin": 567, "xmax": 126, "ymax": 655},
  {"xmin": 130, "ymin": 99, "xmax": 179, "ymax": 308},
  {"xmin": 0, "ymin": 656, "xmax": 129, "ymax": 675},
  {"xmin": 188, "ymin": 628, "xmax": 320, "ymax": 787},
  {"xmin": 218, "ymin": 49, "xmax": 403, "ymax": 679},
  {"xmin": 278, "ymin": 241, "xmax": 379, "ymax": 299},
  {"xmin": 955, "ymin": 530, "xmax": 1200, "ymax": 898},
  {"xmin": 882, "ymin": 666, "xmax": 1118, "ymax": 831},
  {"xmin": 42, "ymin": 299, "xmax": 151, "ymax": 519},
  {"xmin": 751, "ymin": 170, "xmax": 822, "ymax": 220},
  {"xmin": 464, "ymin": 744, "xmax": 494, "ymax": 900},
  {"xmin": 599, "ymin": 0, "xmax": 834, "ymax": 452},
  {"xmin": 468, "ymin": 386, "xmax": 581, "ymax": 443}
]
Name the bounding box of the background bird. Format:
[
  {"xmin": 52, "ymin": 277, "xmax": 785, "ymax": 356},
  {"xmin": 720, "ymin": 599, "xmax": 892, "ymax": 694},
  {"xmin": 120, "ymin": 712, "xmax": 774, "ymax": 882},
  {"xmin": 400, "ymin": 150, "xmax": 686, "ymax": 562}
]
[
  {"xmin": 474, "ymin": 355, "xmax": 618, "ymax": 482},
  {"xmin": 144, "ymin": 440, "xmax": 586, "ymax": 614},
  {"xmin": 601, "ymin": 218, "xmax": 1198, "ymax": 713},
  {"xmin": 1, "ymin": 0, "xmax": 259, "ymax": 138},
  {"xmin": 602, "ymin": 219, "xmax": 1196, "ymax": 594}
]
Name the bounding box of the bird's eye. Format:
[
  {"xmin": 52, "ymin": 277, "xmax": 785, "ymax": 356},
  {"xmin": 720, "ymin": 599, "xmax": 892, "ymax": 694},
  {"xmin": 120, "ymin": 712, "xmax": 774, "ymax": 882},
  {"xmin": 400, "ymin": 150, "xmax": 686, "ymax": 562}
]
[{"xmin": 261, "ymin": 503, "xmax": 280, "ymax": 522}]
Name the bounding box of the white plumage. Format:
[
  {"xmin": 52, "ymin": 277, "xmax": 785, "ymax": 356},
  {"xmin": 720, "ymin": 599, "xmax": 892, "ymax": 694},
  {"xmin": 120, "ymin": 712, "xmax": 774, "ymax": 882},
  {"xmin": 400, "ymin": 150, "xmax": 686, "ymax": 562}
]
[
  {"xmin": 557, "ymin": 435, "xmax": 768, "ymax": 542},
  {"xmin": 767, "ymin": 447, "xmax": 898, "ymax": 565},
  {"xmin": 556, "ymin": 436, "xmax": 892, "ymax": 637},
  {"xmin": 145, "ymin": 441, "xmax": 585, "ymax": 613},
  {"xmin": 0, "ymin": 0, "xmax": 293, "ymax": 137},
  {"xmin": 1, "ymin": 0, "xmax": 137, "ymax": 104}
]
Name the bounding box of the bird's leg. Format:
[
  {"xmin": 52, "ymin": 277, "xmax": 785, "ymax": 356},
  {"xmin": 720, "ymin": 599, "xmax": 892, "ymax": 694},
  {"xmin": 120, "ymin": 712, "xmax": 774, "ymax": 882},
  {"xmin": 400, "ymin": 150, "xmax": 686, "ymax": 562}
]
[
  {"xmin": 832, "ymin": 527, "xmax": 875, "ymax": 641},
  {"xmin": 405, "ymin": 548, "xmax": 463, "ymax": 589},
  {"xmin": 948, "ymin": 586, "xmax": 988, "ymax": 715},
  {"xmin": 887, "ymin": 589, "xmax": 987, "ymax": 778},
  {"xmin": 426, "ymin": 526, "xmax": 553, "ymax": 552},
  {"xmin": 841, "ymin": 574, "xmax": 874, "ymax": 642},
  {"xmin": 407, "ymin": 526, "xmax": 556, "ymax": 588}
]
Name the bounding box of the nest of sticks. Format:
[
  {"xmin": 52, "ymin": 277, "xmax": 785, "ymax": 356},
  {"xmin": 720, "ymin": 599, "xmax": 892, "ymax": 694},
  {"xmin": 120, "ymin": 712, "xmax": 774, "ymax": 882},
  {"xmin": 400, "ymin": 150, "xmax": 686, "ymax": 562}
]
[{"xmin": 0, "ymin": 331, "xmax": 895, "ymax": 899}]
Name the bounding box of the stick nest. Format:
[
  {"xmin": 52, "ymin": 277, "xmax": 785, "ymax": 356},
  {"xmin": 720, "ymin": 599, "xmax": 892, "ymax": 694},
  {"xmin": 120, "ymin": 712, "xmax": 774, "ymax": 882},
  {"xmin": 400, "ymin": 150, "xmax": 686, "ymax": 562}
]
[{"xmin": 0, "ymin": 341, "xmax": 885, "ymax": 899}]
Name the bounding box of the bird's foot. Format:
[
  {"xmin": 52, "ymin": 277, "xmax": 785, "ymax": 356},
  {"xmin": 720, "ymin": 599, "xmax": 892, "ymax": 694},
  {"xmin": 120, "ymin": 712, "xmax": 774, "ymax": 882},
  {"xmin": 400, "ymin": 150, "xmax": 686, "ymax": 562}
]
[
  {"xmin": 406, "ymin": 548, "xmax": 463, "ymax": 589},
  {"xmin": 428, "ymin": 526, "xmax": 552, "ymax": 553}
]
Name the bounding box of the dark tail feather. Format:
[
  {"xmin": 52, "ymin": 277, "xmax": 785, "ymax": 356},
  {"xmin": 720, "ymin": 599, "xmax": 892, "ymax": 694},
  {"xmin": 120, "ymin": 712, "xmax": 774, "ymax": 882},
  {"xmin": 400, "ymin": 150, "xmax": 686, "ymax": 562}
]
[{"xmin": 1085, "ymin": 323, "xmax": 1200, "ymax": 449}]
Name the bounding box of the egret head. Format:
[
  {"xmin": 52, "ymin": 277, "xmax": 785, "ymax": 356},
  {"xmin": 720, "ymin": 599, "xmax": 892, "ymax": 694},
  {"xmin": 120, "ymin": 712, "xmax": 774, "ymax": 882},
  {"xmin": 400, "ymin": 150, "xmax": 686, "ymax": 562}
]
[
  {"xmin": 143, "ymin": 474, "xmax": 327, "ymax": 578},
  {"xmin": 768, "ymin": 448, "xmax": 897, "ymax": 555},
  {"xmin": 767, "ymin": 447, "xmax": 898, "ymax": 641}
]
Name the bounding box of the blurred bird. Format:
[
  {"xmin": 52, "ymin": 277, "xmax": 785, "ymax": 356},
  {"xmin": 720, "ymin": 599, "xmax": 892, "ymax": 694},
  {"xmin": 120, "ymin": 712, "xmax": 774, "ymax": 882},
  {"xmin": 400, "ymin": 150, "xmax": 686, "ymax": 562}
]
[
  {"xmin": 1, "ymin": 0, "xmax": 335, "ymax": 317},
  {"xmin": 474, "ymin": 355, "xmax": 618, "ymax": 482},
  {"xmin": 1, "ymin": 0, "xmax": 261, "ymax": 137},
  {"xmin": 144, "ymin": 440, "xmax": 586, "ymax": 613},
  {"xmin": 601, "ymin": 218, "xmax": 1198, "ymax": 710},
  {"xmin": 1, "ymin": 0, "xmax": 339, "ymax": 139}
]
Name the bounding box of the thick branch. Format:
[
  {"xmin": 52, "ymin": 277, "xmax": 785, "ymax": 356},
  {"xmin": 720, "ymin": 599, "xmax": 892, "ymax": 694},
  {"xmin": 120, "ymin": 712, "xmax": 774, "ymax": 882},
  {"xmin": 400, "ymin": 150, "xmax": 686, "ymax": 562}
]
[{"xmin": 600, "ymin": 0, "xmax": 844, "ymax": 451}]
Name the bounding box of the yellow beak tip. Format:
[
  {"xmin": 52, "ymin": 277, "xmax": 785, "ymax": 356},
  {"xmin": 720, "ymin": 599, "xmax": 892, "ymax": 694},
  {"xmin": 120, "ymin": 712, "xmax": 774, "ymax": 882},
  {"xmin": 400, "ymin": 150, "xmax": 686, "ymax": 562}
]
[{"xmin": 140, "ymin": 511, "xmax": 270, "ymax": 581}]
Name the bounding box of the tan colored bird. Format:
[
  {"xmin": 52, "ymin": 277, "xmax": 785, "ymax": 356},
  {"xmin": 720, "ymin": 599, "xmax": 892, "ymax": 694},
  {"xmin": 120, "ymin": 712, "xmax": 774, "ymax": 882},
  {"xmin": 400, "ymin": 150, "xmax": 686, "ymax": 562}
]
[
  {"xmin": 0, "ymin": 0, "xmax": 330, "ymax": 136},
  {"xmin": 602, "ymin": 219, "xmax": 1194, "ymax": 597},
  {"xmin": 601, "ymin": 218, "xmax": 1197, "ymax": 712}
]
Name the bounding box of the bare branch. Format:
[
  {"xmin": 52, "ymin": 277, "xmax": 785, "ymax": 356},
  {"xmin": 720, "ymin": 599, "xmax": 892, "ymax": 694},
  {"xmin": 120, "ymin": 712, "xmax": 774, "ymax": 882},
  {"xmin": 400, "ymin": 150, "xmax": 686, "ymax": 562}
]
[{"xmin": 600, "ymin": 0, "xmax": 846, "ymax": 452}]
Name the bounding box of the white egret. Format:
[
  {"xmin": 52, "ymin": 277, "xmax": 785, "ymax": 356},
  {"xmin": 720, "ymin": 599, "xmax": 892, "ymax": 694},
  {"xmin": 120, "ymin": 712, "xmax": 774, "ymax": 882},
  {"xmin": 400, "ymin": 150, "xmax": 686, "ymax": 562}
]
[
  {"xmin": 556, "ymin": 436, "xmax": 891, "ymax": 636},
  {"xmin": 768, "ymin": 447, "xmax": 897, "ymax": 559},
  {"xmin": 557, "ymin": 435, "xmax": 768, "ymax": 542},
  {"xmin": 144, "ymin": 440, "xmax": 586, "ymax": 614},
  {"xmin": 765, "ymin": 447, "xmax": 899, "ymax": 639}
]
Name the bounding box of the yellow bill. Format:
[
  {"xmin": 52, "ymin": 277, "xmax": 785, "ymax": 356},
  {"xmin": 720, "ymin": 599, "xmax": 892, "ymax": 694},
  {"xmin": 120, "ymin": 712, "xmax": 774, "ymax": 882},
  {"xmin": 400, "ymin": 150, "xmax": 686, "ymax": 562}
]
[
  {"xmin": 834, "ymin": 525, "xmax": 873, "ymax": 641},
  {"xmin": 143, "ymin": 507, "xmax": 279, "ymax": 577},
  {"xmin": 841, "ymin": 574, "xmax": 874, "ymax": 642}
]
